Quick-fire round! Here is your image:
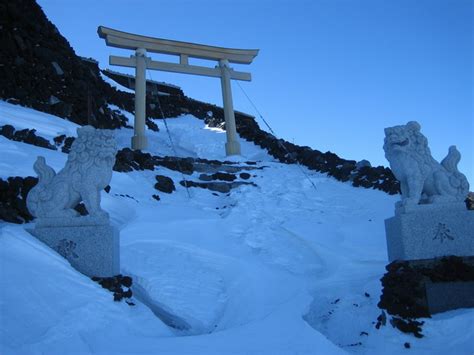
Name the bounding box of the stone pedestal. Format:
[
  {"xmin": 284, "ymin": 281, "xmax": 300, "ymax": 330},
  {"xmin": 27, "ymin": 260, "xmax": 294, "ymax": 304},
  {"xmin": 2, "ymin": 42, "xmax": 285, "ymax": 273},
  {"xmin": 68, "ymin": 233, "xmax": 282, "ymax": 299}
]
[
  {"xmin": 379, "ymin": 257, "xmax": 474, "ymax": 316},
  {"xmin": 29, "ymin": 223, "xmax": 120, "ymax": 277},
  {"xmin": 425, "ymin": 281, "xmax": 474, "ymax": 314},
  {"xmin": 385, "ymin": 205, "xmax": 474, "ymax": 262}
]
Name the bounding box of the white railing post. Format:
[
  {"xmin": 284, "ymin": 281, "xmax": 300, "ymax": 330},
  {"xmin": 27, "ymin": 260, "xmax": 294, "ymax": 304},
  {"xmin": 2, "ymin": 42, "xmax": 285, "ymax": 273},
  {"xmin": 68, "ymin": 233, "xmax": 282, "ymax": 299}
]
[
  {"xmin": 219, "ymin": 59, "xmax": 241, "ymax": 156},
  {"xmin": 132, "ymin": 48, "xmax": 148, "ymax": 150}
]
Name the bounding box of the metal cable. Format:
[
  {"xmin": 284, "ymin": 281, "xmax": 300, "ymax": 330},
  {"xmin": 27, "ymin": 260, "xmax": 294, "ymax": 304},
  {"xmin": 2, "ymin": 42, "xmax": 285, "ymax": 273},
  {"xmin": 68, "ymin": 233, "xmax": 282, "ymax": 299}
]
[
  {"xmin": 146, "ymin": 70, "xmax": 191, "ymax": 198},
  {"xmin": 232, "ymin": 75, "xmax": 318, "ymax": 191}
]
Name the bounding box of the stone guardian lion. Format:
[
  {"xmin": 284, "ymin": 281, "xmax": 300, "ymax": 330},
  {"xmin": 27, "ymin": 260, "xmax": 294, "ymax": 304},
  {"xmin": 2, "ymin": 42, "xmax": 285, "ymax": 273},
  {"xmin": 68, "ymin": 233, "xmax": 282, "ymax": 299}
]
[
  {"xmin": 27, "ymin": 126, "xmax": 117, "ymax": 220},
  {"xmin": 383, "ymin": 121, "xmax": 469, "ymax": 209}
]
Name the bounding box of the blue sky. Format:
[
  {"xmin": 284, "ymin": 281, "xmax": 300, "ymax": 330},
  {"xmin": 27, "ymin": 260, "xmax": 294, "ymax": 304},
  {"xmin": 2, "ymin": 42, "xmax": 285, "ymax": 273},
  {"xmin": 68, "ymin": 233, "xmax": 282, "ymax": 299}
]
[{"xmin": 37, "ymin": 0, "xmax": 473, "ymax": 184}]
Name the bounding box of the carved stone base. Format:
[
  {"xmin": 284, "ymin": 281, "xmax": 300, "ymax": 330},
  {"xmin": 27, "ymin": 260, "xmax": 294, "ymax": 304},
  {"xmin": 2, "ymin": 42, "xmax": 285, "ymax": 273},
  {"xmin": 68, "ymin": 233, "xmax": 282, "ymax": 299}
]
[
  {"xmin": 28, "ymin": 224, "xmax": 120, "ymax": 277},
  {"xmin": 425, "ymin": 280, "xmax": 474, "ymax": 314},
  {"xmin": 384, "ymin": 207, "xmax": 474, "ymax": 262}
]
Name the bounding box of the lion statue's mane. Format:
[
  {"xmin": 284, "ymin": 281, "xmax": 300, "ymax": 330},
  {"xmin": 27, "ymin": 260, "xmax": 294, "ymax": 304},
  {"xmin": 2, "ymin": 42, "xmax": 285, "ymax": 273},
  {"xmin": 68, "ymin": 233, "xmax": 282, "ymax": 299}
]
[
  {"xmin": 383, "ymin": 121, "xmax": 469, "ymax": 208},
  {"xmin": 27, "ymin": 126, "xmax": 117, "ymax": 219}
]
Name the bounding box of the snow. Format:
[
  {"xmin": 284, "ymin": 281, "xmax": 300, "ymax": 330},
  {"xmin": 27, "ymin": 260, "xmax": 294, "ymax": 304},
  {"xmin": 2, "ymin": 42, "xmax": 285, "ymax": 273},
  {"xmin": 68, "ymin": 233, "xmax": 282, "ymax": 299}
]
[
  {"xmin": 0, "ymin": 100, "xmax": 473, "ymax": 354},
  {"xmin": 0, "ymin": 100, "xmax": 80, "ymax": 139},
  {"xmin": 99, "ymin": 71, "xmax": 135, "ymax": 94},
  {"xmin": 108, "ymin": 103, "xmax": 272, "ymax": 161}
]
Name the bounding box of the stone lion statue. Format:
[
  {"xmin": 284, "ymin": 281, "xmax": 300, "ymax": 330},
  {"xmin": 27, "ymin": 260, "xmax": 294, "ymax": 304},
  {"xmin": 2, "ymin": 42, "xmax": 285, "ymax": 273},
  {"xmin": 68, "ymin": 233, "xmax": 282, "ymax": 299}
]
[
  {"xmin": 27, "ymin": 126, "xmax": 117, "ymax": 220},
  {"xmin": 383, "ymin": 121, "xmax": 469, "ymax": 208}
]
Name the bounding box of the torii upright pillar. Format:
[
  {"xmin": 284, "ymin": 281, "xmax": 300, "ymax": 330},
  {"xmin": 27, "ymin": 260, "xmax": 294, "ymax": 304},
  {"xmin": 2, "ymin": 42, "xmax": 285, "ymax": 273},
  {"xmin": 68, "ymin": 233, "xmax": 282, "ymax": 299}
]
[
  {"xmin": 219, "ymin": 59, "xmax": 240, "ymax": 156},
  {"xmin": 97, "ymin": 26, "xmax": 259, "ymax": 156},
  {"xmin": 132, "ymin": 48, "xmax": 148, "ymax": 150}
]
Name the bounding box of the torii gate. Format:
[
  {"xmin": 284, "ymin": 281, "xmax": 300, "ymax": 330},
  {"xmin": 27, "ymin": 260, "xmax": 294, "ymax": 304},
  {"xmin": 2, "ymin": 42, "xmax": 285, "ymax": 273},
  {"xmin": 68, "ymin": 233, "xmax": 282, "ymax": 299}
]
[{"xmin": 98, "ymin": 26, "xmax": 259, "ymax": 156}]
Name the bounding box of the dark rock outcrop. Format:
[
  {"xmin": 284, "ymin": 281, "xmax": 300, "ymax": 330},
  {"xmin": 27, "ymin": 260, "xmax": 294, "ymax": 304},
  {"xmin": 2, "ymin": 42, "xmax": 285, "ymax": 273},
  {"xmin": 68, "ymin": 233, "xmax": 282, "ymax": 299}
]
[
  {"xmin": 113, "ymin": 148, "xmax": 194, "ymax": 174},
  {"xmin": 0, "ymin": 176, "xmax": 37, "ymax": 223},
  {"xmin": 198, "ymin": 172, "xmax": 237, "ymax": 182},
  {"xmin": 0, "ymin": 0, "xmax": 127, "ymax": 129},
  {"xmin": 0, "ymin": 124, "xmax": 56, "ymax": 150},
  {"xmin": 91, "ymin": 274, "xmax": 134, "ymax": 304}
]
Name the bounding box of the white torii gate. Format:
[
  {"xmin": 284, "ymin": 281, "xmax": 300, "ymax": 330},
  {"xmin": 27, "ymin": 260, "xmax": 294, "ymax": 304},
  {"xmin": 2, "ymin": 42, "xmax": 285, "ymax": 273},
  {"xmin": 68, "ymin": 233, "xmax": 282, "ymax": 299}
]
[{"xmin": 98, "ymin": 26, "xmax": 259, "ymax": 156}]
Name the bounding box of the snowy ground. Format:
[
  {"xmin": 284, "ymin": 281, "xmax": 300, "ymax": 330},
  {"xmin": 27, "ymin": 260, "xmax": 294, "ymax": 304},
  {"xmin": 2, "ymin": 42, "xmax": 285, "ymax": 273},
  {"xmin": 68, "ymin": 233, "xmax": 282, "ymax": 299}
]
[{"xmin": 0, "ymin": 101, "xmax": 473, "ymax": 354}]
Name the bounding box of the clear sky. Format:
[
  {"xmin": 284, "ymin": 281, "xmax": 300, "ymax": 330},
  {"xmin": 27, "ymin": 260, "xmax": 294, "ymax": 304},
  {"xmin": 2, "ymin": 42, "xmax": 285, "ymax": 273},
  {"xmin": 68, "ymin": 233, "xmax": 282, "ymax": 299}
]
[{"xmin": 37, "ymin": 0, "xmax": 473, "ymax": 184}]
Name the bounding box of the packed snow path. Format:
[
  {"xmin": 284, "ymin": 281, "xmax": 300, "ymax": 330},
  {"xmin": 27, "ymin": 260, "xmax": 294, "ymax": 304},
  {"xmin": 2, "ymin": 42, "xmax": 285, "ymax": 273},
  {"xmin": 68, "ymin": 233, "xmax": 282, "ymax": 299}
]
[{"xmin": 1, "ymin": 101, "xmax": 472, "ymax": 354}]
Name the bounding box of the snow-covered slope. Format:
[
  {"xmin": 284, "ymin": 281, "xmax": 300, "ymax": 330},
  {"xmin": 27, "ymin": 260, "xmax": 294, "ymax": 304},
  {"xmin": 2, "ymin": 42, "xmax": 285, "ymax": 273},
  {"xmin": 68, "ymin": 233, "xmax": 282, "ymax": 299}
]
[{"xmin": 0, "ymin": 101, "xmax": 472, "ymax": 355}]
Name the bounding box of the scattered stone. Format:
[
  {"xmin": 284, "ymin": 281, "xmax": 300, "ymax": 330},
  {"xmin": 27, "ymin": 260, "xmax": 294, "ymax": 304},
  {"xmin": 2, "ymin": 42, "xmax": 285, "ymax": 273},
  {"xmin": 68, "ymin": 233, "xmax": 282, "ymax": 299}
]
[
  {"xmin": 356, "ymin": 159, "xmax": 371, "ymax": 169},
  {"xmin": 53, "ymin": 134, "xmax": 66, "ymax": 146},
  {"xmin": 91, "ymin": 274, "xmax": 133, "ymax": 304},
  {"xmin": 114, "ymin": 148, "xmax": 155, "ymax": 172},
  {"xmin": 180, "ymin": 180, "xmax": 229, "ymax": 193},
  {"xmin": 152, "ymin": 194, "xmax": 161, "ymax": 201},
  {"xmin": 346, "ymin": 342, "xmax": 362, "ymax": 347},
  {"xmin": 179, "ymin": 180, "xmax": 256, "ymax": 193},
  {"xmin": 404, "ymin": 342, "xmax": 411, "ymax": 349},
  {"xmin": 115, "ymin": 193, "xmax": 137, "ymax": 201},
  {"xmin": 121, "ymin": 276, "xmax": 132, "ymax": 288},
  {"xmin": 113, "ymin": 149, "xmax": 194, "ymax": 174},
  {"xmin": 0, "ymin": 125, "xmax": 56, "ymax": 150},
  {"xmin": 62, "ymin": 137, "xmax": 75, "ymax": 153},
  {"xmin": 390, "ymin": 317, "xmax": 424, "ymax": 338},
  {"xmin": 48, "ymin": 95, "xmax": 61, "ymax": 105},
  {"xmin": 0, "ymin": 124, "xmax": 14, "ymax": 139},
  {"xmin": 240, "ymin": 172, "xmax": 251, "ymax": 180},
  {"xmin": 73, "ymin": 202, "xmax": 88, "ymax": 216},
  {"xmin": 198, "ymin": 172, "xmax": 237, "ymax": 182},
  {"xmin": 155, "ymin": 156, "xmax": 194, "ymax": 175},
  {"xmin": 154, "ymin": 175, "xmax": 175, "ymax": 193},
  {"xmin": 51, "ymin": 62, "xmax": 64, "ymax": 75},
  {"xmin": 375, "ymin": 311, "xmax": 386, "ymax": 329},
  {"xmin": 198, "ymin": 174, "xmax": 214, "ymax": 182},
  {"xmin": 212, "ymin": 172, "xmax": 236, "ymax": 181},
  {"xmin": 146, "ymin": 117, "xmax": 159, "ymax": 132}
]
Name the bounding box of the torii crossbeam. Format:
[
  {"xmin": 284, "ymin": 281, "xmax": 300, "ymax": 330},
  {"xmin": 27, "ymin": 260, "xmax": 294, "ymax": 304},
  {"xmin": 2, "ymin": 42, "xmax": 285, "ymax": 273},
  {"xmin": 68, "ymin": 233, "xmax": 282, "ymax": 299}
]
[{"xmin": 98, "ymin": 26, "xmax": 259, "ymax": 156}]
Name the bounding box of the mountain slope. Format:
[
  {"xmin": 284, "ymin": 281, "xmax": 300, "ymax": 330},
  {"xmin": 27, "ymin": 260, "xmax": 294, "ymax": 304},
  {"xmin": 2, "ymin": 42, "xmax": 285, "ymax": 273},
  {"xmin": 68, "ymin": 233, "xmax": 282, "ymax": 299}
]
[
  {"xmin": 0, "ymin": 0, "xmax": 399, "ymax": 195},
  {"xmin": 0, "ymin": 102, "xmax": 472, "ymax": 355}
]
